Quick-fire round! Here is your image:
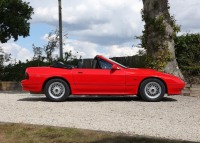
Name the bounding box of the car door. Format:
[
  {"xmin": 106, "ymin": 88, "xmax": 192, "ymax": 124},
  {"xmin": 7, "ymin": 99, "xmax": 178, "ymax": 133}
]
[{"xmin": 72, "ymin": 58, "xmax": 125, "ymax": 94}]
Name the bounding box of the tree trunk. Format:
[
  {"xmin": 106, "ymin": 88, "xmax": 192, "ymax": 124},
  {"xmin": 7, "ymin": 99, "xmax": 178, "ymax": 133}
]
[{"xmin": 142, "ymin": 0, "xmax": 184, "ymax": 80}]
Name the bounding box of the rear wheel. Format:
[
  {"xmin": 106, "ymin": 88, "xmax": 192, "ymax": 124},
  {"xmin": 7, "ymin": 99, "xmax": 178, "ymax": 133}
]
[
  {"xmin": 44, "ymin": 79, "xmax": 70, "ymax": 102},
  {"xmin": 139, "ymin": 78, "xmax": 165, "ymax": 102}
]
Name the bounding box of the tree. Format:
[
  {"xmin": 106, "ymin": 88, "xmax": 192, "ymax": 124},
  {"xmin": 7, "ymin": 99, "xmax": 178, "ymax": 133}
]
[
  {"xmin": 43, "ymin": 29, "xmax": 69, "ymax": 64},
  {"xmin": 141, "ymin": 0, "xmax": 184, "ymax": 79},
  {"xmin": 0, "ymin": 0, "xmax": 33, "ymax": 43},
  {"xmin": 0, "ymin": 46, "xmax": 11, "ymax": 67},
  {"xmin": 44, "ymin": 30, "xmax": 60, "ymax": 64},
  {"xmin": 33, "ymin": 44, "xmax": 43, "ymax": 60},
  {"xmin": 0, "ymin": 47, "xmax": 4, "ymax": 67},
  {"xmin": 32, "ymin": 44, "xmax": 44, "ymax": 66}
]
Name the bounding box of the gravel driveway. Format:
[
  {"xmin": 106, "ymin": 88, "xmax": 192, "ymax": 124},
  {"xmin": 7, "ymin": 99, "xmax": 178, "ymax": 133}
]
[{"xmin": 0, "ymin": 93, "xmax": 200, "ymax": 142}]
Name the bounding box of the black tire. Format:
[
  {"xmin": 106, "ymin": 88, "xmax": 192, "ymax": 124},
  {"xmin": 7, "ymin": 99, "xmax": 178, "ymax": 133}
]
[
  {"xmin": 139, "ymin": 78, "xmax": 166, "ymax": 102},
  {"xmin": 44, "ymin": 78, "xmax": 70, "ymax": 102},
  {"xmin": 136, "ymin": 93, "xmax": 142, "ymax": 99}
]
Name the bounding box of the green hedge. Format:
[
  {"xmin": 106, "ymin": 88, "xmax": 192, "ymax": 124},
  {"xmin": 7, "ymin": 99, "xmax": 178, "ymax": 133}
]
[{"xmin": 175, "ymin": 33, "xmax": 200, "ymax": 76}]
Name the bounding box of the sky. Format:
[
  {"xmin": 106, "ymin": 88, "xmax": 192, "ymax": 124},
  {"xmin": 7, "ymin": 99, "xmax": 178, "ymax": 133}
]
[{"xmin": 1, "ymin": 0, "xmax": 200, "ymax": 62}]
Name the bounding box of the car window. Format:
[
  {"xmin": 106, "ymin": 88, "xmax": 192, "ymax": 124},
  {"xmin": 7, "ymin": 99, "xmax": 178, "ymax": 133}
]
[{"xmin": 99, "ymin": 59, "xmax": 112, "ymax": 69}]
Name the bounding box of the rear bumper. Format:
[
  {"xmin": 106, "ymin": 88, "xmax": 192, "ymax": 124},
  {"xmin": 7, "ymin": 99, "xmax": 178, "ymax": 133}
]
[{"xmin": 21, "ymin": 80, "xmax": 43, "ymax": 93}]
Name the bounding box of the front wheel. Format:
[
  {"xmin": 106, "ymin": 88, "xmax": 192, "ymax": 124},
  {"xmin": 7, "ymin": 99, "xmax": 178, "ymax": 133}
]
[
  {"xmin": 44, "ymin": 79, "xmax": 70, "ymax": 102},
  {"xmin": 139, "ymin": 78, "xmax": 166, "ymax": 102}
]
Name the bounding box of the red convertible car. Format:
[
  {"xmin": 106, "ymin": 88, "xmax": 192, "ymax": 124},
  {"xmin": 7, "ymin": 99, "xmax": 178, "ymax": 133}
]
[{"xmin": 21, "ymin": 55, "xmax": 185, "ymax": 102}]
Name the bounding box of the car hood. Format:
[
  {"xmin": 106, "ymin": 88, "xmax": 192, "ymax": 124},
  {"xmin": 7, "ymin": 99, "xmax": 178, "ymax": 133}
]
[
  {"xmin": 127, "ymin": 68, "xmax": 161, "ymax": 74},
  {"xmin": 127, "ymin": 68, "xmax": 182, "ymax": 79}
]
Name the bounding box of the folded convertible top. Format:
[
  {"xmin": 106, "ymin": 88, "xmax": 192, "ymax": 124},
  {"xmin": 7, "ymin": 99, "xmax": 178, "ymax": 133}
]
[{"xmin": 51, "ymin": 62, "xmax": 73, "ymax": 69}]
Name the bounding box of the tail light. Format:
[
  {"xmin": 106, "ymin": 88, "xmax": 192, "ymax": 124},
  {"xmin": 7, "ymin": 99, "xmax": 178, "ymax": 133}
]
[{"xmin": 25, "ymin": 72, "xmax": 29, "ymax": 79}]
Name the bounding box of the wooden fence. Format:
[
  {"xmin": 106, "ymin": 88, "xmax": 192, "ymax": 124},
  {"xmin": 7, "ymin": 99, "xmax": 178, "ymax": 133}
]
[{"xmin": 82, "ymin": 55, "xmax": 146, "ymax": 68}]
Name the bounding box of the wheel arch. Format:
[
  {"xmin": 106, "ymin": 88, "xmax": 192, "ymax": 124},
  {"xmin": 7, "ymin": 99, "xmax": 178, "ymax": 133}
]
[
  {"xmin": 138, "ymin": 77, "xmax": 168, "ymax": 94},
  {"xmin": 42, "ymin": 77, "xmax": 72, "ymax": 94}
]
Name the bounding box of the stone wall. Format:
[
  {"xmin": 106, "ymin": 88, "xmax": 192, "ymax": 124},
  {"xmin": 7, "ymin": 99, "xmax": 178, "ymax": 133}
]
[
  {"xmin": 0, "ymin": 82, "xmax": 22, "ymax": 91},
  {"xmin": 190, "ymin": 84, "xmax": 200, "ymax": 97},
  {"xmin": 183, "ymin": 84, "xmax": 200, "ymax": 97}
]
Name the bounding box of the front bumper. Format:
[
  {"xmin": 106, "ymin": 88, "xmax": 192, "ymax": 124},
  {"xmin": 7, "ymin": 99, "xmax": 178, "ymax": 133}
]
[{"xmin": 167, "ymin": 79, "xmax": 185, "ymax": 95}]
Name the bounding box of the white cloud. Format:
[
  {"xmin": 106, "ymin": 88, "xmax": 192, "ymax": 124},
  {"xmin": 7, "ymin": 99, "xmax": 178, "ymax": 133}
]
[
  {"xmin": 26, "ymin": 0, "xmax": 200, "ymax": 40},
  {"xmin": 103, "ymin": 45, "xmax": 144, "ymax": 58},
  {"xmin": 25, "ymin": 0, "xmax": 143, "ymax": 46},
  {"xmin": 63, "ymin": 40, "xmax": 99, "ymax": 59},
  {"xmin": 169, "ymin": 0, "xmax": 200, "ymax": 33},
  {"xmin": 62, "ymin": 39, "xmax": 143, "ymax": 59},
  {"xmin": 0, "ymin": 43, "xmax": 33, "ymax": 62},
  {"xmin": 41, "ymin": 32, "xmax": 143, "ymax": 59}
]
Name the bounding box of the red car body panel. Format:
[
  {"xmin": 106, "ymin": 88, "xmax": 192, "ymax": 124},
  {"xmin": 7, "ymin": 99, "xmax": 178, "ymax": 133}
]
[{"xmin": 21, "ymin": 55, "xmax": 185, "ymax": 96}]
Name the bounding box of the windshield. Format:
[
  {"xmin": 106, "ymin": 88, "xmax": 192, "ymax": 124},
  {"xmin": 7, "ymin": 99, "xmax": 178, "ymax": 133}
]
[{"xmin": 108, "ymin": 58, "xmax": 127, "ymax": 68}]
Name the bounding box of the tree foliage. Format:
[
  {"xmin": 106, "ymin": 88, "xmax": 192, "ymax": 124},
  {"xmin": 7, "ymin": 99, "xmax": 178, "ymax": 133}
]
[
  {"xmin": 32, "ymin": 44, "xmax": 43, "ymax": 61},
  {"xmin": 0, "ymin": 0, "xmax": 34, "ymax": 43},
  {"xmin": 0, "ymin": 47, "xmax": 4, "ymax": 67},
  {"xmin": 36, "ymin": 30, "xmax": 76, "ymax": 65},
  {"xmin": 44, "ymin": 30, "xmax": 60, "ymax": 64}
]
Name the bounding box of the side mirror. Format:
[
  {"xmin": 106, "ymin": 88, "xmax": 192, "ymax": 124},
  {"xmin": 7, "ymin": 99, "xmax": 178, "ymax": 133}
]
[{"xmin": 112, "ymin": 64, "xmax": 120, "ymax": 70}]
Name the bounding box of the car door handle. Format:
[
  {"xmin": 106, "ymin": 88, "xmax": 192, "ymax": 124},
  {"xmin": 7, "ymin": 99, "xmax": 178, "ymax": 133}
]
[{"xmin": 78, "ymin": 72, "xmax": 83, "ymax": 74}]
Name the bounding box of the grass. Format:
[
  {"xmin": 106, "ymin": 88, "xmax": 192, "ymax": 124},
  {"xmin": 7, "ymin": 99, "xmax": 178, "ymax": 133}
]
[{"xmin": 0, "ymin": 123, "xmax": 196, "ymax": 143}]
